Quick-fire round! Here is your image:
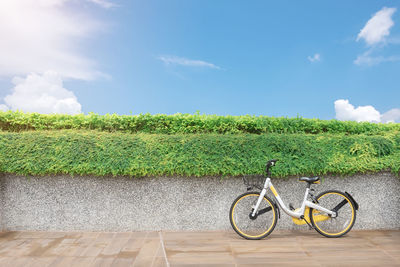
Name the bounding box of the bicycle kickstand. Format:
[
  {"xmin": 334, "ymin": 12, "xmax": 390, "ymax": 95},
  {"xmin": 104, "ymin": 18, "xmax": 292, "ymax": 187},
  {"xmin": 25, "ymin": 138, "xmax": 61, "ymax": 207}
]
[{"xmin": 300, "ymin": 215, "xmax": 314, "ymax": 230}]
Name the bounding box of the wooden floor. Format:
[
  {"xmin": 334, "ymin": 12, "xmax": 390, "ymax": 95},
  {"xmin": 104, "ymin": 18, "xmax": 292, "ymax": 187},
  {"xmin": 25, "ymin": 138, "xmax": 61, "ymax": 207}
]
[{"xmin": 0, "ymin": 230, "xmax": 398, "ymax": 266}]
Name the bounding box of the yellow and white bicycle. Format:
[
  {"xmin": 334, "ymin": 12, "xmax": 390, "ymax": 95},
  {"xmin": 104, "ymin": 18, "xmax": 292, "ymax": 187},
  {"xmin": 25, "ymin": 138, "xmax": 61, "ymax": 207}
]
[{"xmin": 230, "ymin": 159, "xmax": 359, "ymax": 240}]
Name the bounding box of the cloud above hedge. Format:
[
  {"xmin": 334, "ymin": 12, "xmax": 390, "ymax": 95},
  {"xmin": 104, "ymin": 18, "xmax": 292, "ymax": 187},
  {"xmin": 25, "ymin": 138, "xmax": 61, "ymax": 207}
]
[
  {"xmin": 3, "ymin": 72, "xmax": 81, "ymax": 114},
  {"xmin": 0, "ymin": 0, "xmax": 114, "ymax": 114},
  {"xmin": 335, "ymin": 99, "xmax": 400, "ymax": 123}
]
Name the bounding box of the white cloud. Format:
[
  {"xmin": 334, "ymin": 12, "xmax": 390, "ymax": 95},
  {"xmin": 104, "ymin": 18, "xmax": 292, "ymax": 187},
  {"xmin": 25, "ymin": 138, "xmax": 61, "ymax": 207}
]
[
  {"xmin": 0, "ymin": 0, "xmax": 112, "ymax": 80},
  {"xmin": 308, "ymin": 53, "xmax": 321, "ymax": 62},
  {"xmin": 381, "ymin": 108, "xmax": 400, "ymax": 123},
  {"xmin": 87, "ymin": 0, "xmax": 116, "ymax": 9},
  {"xmin": 354, "ymin": 50, "xmax": 400, "ymax": 66},
  {"xmin": 354, "ymin": 7, "xmax": 399, "ymax": 66},
  {"xmin": 357, "ymin": 7, "xmax": 397, "ymax": 46},
  {"xmin": 335, "ymin": 99, "xmax": 380, "ymax": 122},
  {"xmin": 334, "ymin": 99, "xmax": 400, "ymax": 123},
  {"xmin": 158, "ymin": 55, "xmax": 221, "ymax": 69},
  {"xmin": 3, "ymin": 71, "xmax": 81, "ymax": 114},
  {"xmin": 0, "ymin": 0, "xmax": 113, "ymax": 114}
]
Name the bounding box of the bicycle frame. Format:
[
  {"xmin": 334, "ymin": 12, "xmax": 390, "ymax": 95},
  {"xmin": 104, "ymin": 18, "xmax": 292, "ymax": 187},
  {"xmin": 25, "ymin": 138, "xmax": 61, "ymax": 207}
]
[{"xmin": 251, "ymin": 177, "xmax": 335, "ymax": 219}]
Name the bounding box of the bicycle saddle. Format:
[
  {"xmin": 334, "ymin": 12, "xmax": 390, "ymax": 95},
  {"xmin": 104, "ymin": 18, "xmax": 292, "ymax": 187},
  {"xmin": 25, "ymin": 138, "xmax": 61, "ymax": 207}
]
[{"xmin": 299, "ymin": 176, "xmax": 320, "ymax": 183}]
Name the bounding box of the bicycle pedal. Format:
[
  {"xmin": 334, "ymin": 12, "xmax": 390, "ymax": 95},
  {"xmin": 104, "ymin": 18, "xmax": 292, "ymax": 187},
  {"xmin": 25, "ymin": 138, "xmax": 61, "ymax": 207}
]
[{"xmin": 289, "ymin": 203, "xmax": 295, "ymax": 211}]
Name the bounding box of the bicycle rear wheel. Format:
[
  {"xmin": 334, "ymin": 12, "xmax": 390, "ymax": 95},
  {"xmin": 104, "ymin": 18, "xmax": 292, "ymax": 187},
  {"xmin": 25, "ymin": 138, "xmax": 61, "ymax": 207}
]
[
  {"xmin": 229, "ymin": 192, "xmax": 277, "ymax": 240},
  {"xmin": 310, "ymin": 190, "xmax": 356, "ymax": 238}
]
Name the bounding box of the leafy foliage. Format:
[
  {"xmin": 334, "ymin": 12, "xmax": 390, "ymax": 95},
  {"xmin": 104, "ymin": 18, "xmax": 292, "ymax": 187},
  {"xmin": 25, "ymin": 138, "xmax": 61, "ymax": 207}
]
[
  {"xmin": 1, "ymin": 111, "xmax": 399, "ymax": 135},
  {"xmin": 0, "ymin": 130, "xmax": 398, "ymax": 177}
]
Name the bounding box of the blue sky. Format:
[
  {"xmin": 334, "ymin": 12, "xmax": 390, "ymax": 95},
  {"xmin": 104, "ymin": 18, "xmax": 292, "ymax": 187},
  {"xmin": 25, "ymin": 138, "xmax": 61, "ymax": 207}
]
[{"xmin": 0, "ymin": 0, "xmax": 399, "ymax": 122}]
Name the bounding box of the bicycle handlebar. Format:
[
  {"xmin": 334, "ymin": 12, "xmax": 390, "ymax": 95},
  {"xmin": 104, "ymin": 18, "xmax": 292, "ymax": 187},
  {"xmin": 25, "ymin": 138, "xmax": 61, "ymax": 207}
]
[{"xmin": 265, "ymin": 159, "xmax": 278, "ymax": 176}]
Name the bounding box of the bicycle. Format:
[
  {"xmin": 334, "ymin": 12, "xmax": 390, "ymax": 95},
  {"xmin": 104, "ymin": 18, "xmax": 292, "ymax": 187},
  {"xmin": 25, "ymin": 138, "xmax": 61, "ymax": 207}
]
[{"xmin": 229, "ymin": 159, "xmax": 359, "ymax": 240}]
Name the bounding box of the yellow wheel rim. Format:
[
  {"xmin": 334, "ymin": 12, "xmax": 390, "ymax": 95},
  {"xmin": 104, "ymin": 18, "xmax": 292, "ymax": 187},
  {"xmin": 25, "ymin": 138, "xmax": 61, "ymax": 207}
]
[
  {"xmin": 231, "ymin": 194, "xmax": 276, "ymax": 239},
  {"xmin": 312, "ymin": 192, "xmax": 355, "ymax": 237}
]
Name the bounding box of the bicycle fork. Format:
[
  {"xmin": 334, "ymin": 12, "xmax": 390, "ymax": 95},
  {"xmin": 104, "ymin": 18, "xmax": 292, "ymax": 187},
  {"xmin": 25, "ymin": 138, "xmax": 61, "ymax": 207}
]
[
  {"xmin": 251, "ymin": 178, "xmax": 271, "ymax": 217},
  {"xmin": 251, "ymin": 188, "xmax": 268, "ymax": 217}
]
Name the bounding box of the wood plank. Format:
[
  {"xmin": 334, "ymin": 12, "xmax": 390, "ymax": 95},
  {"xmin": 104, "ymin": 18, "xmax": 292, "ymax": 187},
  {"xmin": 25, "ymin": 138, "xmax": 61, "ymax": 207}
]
[{"xmin": 0, "ymin": 230, "xmax": 397, "ymax": 266}]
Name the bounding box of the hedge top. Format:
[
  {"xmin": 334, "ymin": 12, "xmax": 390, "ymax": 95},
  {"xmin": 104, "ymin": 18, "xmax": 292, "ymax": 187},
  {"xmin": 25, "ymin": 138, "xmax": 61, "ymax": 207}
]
[
  {"xmin": 0, "ymin": 111, "xmax": 399, "ymax": 135},
  {"xmin": 1, "ymin": 130, "xmax": 399, "ymax": 177}
]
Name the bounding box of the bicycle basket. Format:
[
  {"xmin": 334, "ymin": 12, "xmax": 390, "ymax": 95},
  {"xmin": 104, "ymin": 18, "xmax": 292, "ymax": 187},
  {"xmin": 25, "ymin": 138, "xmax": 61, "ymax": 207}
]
[{"xmin": 242, "ymin": 175, "xmax": 264, "ymax": 190}]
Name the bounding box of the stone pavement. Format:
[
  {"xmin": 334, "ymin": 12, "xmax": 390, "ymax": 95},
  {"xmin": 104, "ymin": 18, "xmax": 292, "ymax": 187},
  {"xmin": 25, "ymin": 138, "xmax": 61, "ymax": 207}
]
[{"xmin": 0, "ymin": 230, "xmax": 399, "ymax": 266}]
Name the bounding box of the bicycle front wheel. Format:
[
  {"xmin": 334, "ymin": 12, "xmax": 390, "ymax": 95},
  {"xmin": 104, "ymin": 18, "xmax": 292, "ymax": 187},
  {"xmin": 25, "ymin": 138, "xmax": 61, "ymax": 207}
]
[
  {"xmin": 310, "ymin": 190, "xmax": 356, "ymax": 238},
  {"xmin": 229, "ymin": 192, "xmax": 277, "ymax": 240}
]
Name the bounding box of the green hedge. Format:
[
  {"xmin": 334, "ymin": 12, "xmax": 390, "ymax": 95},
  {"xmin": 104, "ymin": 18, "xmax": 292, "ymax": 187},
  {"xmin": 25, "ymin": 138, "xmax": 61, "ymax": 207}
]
[
  {"xmin": 1, "ymin": 111, "xmax": 399, "ymax": 135},
  {"xmin": 1, "ymin": 130, "xmax": 399, "ymax": 177}
]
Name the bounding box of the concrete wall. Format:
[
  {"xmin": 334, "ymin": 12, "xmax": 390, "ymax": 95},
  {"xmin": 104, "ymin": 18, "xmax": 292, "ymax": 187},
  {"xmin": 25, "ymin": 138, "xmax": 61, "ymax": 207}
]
[{"xmin": 0, "ymin": 173, "xmax": 399, "ymax": 231}]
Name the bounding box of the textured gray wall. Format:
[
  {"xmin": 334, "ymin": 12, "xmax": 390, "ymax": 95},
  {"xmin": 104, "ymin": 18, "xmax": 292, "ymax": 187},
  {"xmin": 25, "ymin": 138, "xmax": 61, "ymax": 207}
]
[{"xmin": 0, "ymin": 173, "xmax": 399, "ymax": 231}]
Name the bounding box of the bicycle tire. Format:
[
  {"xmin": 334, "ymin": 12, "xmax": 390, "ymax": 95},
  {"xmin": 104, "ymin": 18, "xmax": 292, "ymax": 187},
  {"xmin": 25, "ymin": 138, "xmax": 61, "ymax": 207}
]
[
  {"xmin": 309, "ymin": 190, "xmax": 356, "ymax": 238},
  {"xmin": 229, "ymin": 192, "xmax": 278, "ymax": 240}
]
